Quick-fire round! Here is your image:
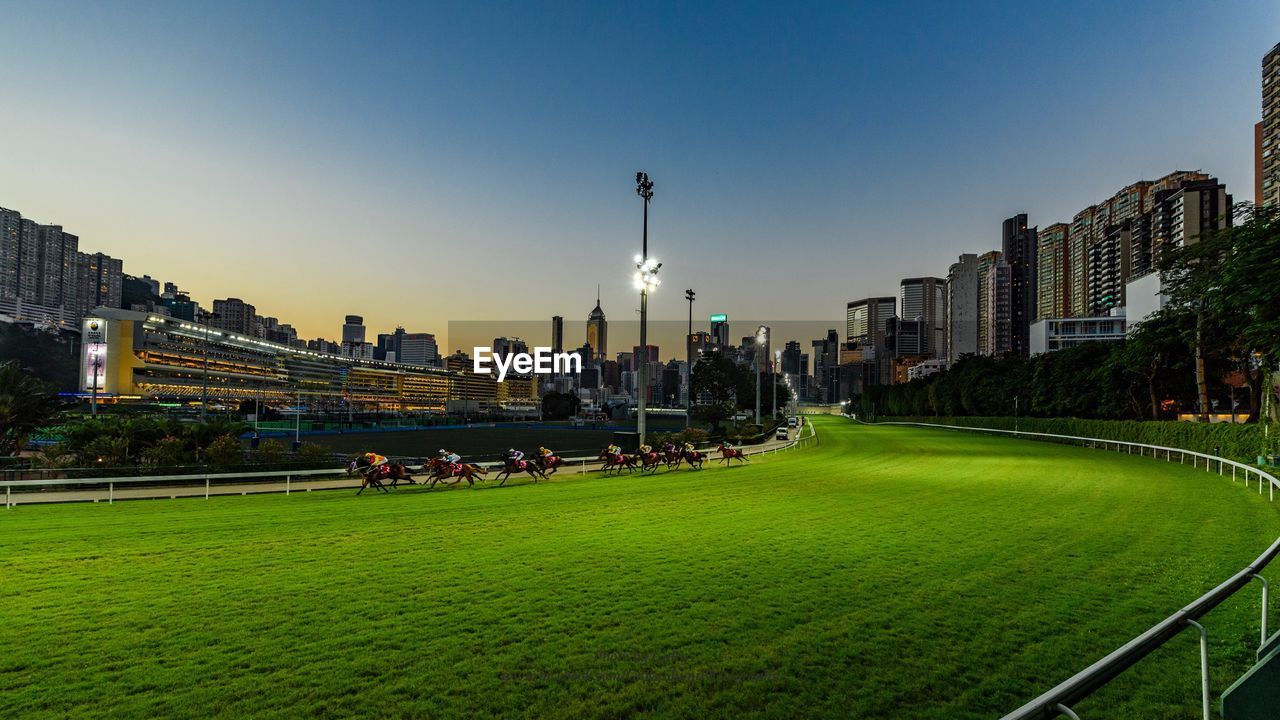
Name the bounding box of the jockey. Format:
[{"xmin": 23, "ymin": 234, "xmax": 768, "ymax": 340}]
[
  {"xmin": 363, "ymin": 451, "xmax": 388, "ymax": 474},
  {"xmin": 507, "ymin": 448, "xmax": 525, "ymax": 464},
  {"xmin": 605, "ymin": 443, "xmax": 622, "ymax": 460},
  {"xmin": 438, "ymin": 449, "xmax": 461, "ymax": 465},
  {"xmin": 638, "ymin": 443, "xmax": 652, "ymax": 456},
  {"xmin": 682, "ymin": 441, "xmax": 695, "ymax": 454},
  {"xmin": 538, "ymin": 446, "xmax": 553, "ymax": 459}
]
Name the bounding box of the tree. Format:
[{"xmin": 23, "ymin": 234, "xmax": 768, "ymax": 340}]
[
  {"xmin": 0, "ymin": 360, "xmax": 67, "ymax": 456},
  {"xmin": 540, "ymin": 392, "xmax": 580, "ymax": 420},
  {"xmin": 204, "ymin": 435, "xmax": 244, "ymax": 467},
  {"xmin": 1160, "ymin": 204, "xmax": 1280, "ymax": 421}
]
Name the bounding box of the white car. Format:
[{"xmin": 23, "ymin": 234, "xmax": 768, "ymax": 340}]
[{"xmin": 775, "ymin": 428, "xmax": 789, "ymax": 440}]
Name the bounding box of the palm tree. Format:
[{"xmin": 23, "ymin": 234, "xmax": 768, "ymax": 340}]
[{"xmin": 0, "ymin": 360, "xmax": 67, "ymax": 456}]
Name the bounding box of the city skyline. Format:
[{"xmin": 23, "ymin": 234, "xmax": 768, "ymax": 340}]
[{"xmin": 1, "ymin": 2, "xmax": 1275, "ymax": 342}]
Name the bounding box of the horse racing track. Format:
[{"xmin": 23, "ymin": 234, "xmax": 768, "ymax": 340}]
[{"xmin": 2, "ymin": 417, "xmax": 1276, "ymax": 718}]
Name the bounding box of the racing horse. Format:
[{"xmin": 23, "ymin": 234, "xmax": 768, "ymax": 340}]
[
  {"xmin": 349, "ymin": 456, "xmax": 417, "ymax": 493},
  {"xmin": 638, "ymin": 448, "xmax": 664, "ymax": 473},
  {"xmin": 597, "ymin": 449, "xmax": 639, "ymax": 475},
  {"xmin": 660, "ymin": 442, "xmax": 683, "ymax": 470},
  {"xmin": 426, "ymin": 457, "xmax": 488, "ymax": 488},
  {"xmin": 535, "ymin": 453, "xmax": 566, "ymax": 476},
  {"xmin": 681, "ymin": 448, "xmax": 706, "ymax": 470},
  {"xmin": 716, "ymin": 443, "xmax": 749, "ymax": 466},
  {"xmin": 495, "ymin": 456, "xmax": 547, "ymax": 486}
]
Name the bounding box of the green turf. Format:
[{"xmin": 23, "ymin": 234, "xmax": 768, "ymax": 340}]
[{"xmin": 2, "ymin": 417, "xmax": 1276, "ymax": 719}]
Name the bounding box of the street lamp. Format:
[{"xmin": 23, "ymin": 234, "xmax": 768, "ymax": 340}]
[
  {"xmin": 773, "ymin": 349, "xmax": 780, "ymax": 422},
  {"xmin": 635, "ymin": 171, "xmax": 656, "ymax": 445},
  {"xmin": 755, "ymin": 325, "xmax": 768, "ymax": 426},
  {"xmin": 685, "ymin": 288, "xmax": 695, "ymax": 428}
]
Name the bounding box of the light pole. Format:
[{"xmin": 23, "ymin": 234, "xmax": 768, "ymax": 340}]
[
  {"xmin": 755, "ymin": 325, "xmax": 767, "ymax": 426},
  {"xmin": 685, "ymin": 288, "xmax": 695, "ymax": 428},
  {"xmin": 634, "ymin": 171, "xmax": 657, "ymax": 446},
  {"xmin": 773, "ymin": 349, "xmax": 780, "ymax": 423}
]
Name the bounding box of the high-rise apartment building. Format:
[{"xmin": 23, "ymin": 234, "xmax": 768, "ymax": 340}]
[
  {"xmin": 212, "ymin": 298, "xmax": 258, "ymax": 335},
  {"xmin": 1035, "ymin": 223, "xmax": 1069, "ymax": 321},
  {"xmin": 983, "ymin": 261, "xmax": 1012, "ymax": 355},
  {"xmin": 1262, "ymin": 42, "xmax": 1280, "ymax": 207},
  {"xmin": 899, "ymin": 277, "xmax": 947, "ymax": 359},
  {"xmin": 76, "ymin": 251, "xmax": 123, "ymax": 315},
  {"xmin": 946, "ymin": 254, "xmax": 979, "ymax": 364},
  {"xmin": 0, "ymin": 207, "xmax": 82, "ymax": 314},
  {"xmin": 975, "ymin": 250, "xmax": 1002, "ymax": 353},
  {"xmin": 1001, "ymin": 214, "xmax": 1037, "ymax": 357},
  {"xmin": 1067, "ymin": 207, "xmax": 1094, "ymax": 317}
]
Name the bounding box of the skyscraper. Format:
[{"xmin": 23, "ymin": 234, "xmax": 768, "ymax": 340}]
[
  {"xmin": 946, "ymin": 254, "xmax": 979, "ymax": 364},
  {"xmin": 899, "ymin": 277, "xmax": 947, "ymax": 358},
  {"xmin": 1001, "ymin": 214, "xmax": 1037, "ymax": 357},
  {"xmin": 1262, "ymin": 42, "xmax": 1280, "ymax": 207},
  {"xmin": 586, "ymin": 289, "xmax": 607, "ymax": 362},
  {"xmin": 710, "ymin": 314, "xmax": 729, "ymax": 350},
  {"xmin": 845, "ymin": 297, "xmax": 895, "ymax": 348},
  {"xmin": 1035, "ymin": 223, "xmax": 1069, "ymax": 321},
  {"xmin": 551, "ymin": 315, "xmax": 564, "ymax": 354},
  {"xmin": 975, "ymin": 250, "xmax": 1002, "ymax": 353}
]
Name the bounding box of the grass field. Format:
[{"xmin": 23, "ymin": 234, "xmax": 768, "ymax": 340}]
[{"xmin": 2, "ymin": 417, "xmax": 1277, "ymax": 719}]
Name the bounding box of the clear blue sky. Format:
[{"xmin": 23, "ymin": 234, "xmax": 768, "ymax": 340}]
[{"xmin": 1, "ymin": 0, "xmax": 1274, "ymax": 351}]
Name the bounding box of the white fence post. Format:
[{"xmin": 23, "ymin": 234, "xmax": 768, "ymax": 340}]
[{"xmin": 108, "ymin": 482, "xmax": 113, "ymax": 505}]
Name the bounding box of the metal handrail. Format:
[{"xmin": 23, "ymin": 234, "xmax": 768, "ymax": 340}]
[{"xmin": 871, "ymin": 420, "xmax": 1278, "ymax": 720}]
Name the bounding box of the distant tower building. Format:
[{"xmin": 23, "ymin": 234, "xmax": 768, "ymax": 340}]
[
  {"xmin": 551, "ymin": 315, "xmax": 564, "ymax": 354},
  {"xmin": 586, "ymin": 288, "xmax": 607, "ymax": 362},
  {"xmin": 1001, "ymin": 214, "xmax": 1037, "ymax": 357},
  {"xmin": 341, "ymin": 315, "xmax": 370, "ymax": 358},
  {"xmin": 493, "ymin": 337, "xmax": 529, "ymax": 361},
  {"xmin": 946, "ymin": 254, "xmax": 979, "ymax": 364},
  {"xmin": 781, "ymin": 340, "xmax": 803, "ymax": 375},
  {"xmin": 710, "ymin": 314, "xmax": 730, "ymax": 350},
  {"xmin": 845, "ymin": 297, "xmax": 896, "ymax": 350},
  {"xmin": 399, "ymin": 333, "xmax": 439, "ymax": 366},
  {"xmin": 1035, "ymin": 223, "xmax": 1070, "ymax": 321},
  {"xmin": 1262, "ymin": 42, "xmax": 1280, "ymax": 207},
  {"xmin": 899, "ymin": 277, "xmax": 947, "ymax": 359},
  {"xmin": 687, "ymin": 331, "xmax": 712, "ymax": 365},
  {"xmin": 342, "ymin": 315, "xmax": 366, "ymax": 345},
  {"xmin": 975, "ymin": 250, "xmax": 1002, "ymax": 353}
]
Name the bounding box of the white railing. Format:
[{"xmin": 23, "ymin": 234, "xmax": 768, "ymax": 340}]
[
  {"xmin": 869, "ymin": 419, "xmax": 1278, "ymax": 720},
  {"xmin": 2, "ymin": 420, "xmax": 818, "ymax": 507}
]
